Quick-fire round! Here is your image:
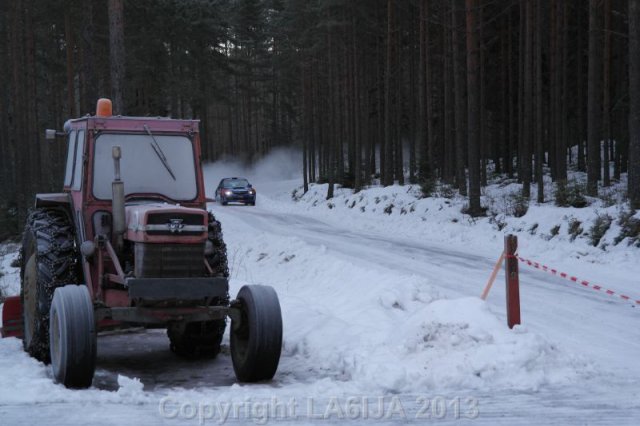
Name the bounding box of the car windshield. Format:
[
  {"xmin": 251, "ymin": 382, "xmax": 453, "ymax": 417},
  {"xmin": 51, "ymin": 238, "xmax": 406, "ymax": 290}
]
[
  {"xmin": 223, "ymin": 179, "xmax": 250, "ymax": 188},
  {"xmin": 93, "ymin": 133, "xmax": 198, "ymax": 201}
]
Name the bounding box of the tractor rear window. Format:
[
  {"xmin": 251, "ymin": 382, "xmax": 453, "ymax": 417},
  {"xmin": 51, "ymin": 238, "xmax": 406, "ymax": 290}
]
[{"xmin": 93, "ymin": 133, "xmax": 198, "ymax": 201}]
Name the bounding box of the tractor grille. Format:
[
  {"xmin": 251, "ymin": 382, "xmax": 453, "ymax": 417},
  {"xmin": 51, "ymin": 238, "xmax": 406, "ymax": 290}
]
[
  {"xmin": 134, "ymin": 243, "xmax": 204, "ymax": 278},
  {"xmin": 146, "ymin": 212, "xmax": 205, "ymax": 236}
]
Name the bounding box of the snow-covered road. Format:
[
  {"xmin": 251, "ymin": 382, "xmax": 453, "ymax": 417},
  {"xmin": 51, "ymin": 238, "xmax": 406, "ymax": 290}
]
[
  {"xmin": 1, "ymin": 176, "xmax": 639, "ymax": 425},
  {"xmin": 223, "ymin": 205, "xmax": 640, "ymax": 378}
]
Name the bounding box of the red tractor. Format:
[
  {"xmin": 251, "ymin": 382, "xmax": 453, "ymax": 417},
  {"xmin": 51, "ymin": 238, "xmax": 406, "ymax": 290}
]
[{"xmin": 0, "ymin": 99, "xmax": 282, "ymax": 388}]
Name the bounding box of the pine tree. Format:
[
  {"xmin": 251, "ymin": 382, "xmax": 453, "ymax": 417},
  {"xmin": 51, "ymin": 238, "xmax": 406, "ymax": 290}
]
[
  {"xmin": 630, "ymin": 0, "xmax": 640, "ymax": 208},
  {"xmin": 108, "ymin": 0, "xmax": 126, "ymax": 114}
]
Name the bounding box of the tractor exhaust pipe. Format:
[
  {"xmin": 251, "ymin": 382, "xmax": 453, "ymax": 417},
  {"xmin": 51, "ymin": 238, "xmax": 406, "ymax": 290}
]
[{"xmin": 112, "ymin": 146, "xmax": 126, "ymax": 251}]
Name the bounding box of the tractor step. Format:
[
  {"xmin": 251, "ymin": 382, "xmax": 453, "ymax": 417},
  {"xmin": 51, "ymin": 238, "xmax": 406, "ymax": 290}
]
[{"xmin": 1, "ymin": 296, "xmax": 23, "ymax": 338}]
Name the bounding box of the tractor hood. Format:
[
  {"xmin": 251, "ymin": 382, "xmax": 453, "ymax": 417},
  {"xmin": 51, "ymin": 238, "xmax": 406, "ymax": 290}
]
[{"xmin": 125, "ymin": 204, "xmax": 208, "ymax": 243}]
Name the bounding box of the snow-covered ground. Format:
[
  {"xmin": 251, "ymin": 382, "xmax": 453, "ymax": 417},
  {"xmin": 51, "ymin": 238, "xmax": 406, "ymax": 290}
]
[{"xmin": 0, "ymin": 150, "xmax": 639, "ymax": 425}]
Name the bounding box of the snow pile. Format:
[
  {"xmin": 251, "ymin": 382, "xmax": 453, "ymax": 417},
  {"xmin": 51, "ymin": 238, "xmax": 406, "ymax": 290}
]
[
  {"xmin": 219, "ymin": 215, "xmax": 592, "ymax": 395},
  {"xmin": 0, "ymin": 337, "xmax": 150, "ymax": 405},
  {"xmin": 116, "ymin": 375, "xmax": 147, "ymax": 402}
]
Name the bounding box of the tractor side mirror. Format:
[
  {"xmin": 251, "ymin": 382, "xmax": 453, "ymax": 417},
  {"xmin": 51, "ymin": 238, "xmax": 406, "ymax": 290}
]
[{"xmin": 45, "ymin": 129, "xmax": 66, "ymax": 141}]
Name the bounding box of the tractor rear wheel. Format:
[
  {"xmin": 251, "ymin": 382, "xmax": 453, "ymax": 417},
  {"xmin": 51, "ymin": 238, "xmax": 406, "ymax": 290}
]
[
  {"xmin": 49, "ymin": 285, "xmax": 97, "ymax": 388},
  {"xmin": 20, "ymin": 209, "xmax": 80, "ymax": 363},
  {"xmin": 167, "ymin": 212, "xmax": 229, "ymax": 358},
  {"xmin": 168, "ymin": 320, "xmax": 226, "ymax": 358},
  {"xmin": 230, "ymin": 285, "xmax": 283, "ymax": 382}
]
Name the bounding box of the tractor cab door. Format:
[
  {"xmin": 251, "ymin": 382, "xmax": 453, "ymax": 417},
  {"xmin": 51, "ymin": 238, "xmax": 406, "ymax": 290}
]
[{"xmin": 63, "ymin": 129, "xmax": 86, "ymax": 193}]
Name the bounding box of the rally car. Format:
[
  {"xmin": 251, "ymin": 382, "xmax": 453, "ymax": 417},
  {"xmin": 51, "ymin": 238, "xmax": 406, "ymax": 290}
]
[{"xmin": 215, "ymin": 177, "xmax": 256, "ymax": 206}]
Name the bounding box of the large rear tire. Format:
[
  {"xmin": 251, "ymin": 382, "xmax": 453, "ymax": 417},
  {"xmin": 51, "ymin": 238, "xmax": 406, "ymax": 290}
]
[
  {"xmin": 168, "ymin": 320, "xmax": 226, "ymax": 358},
  {"xmin": 230, "ymin": 285, "xmax": 282, "ymax": 382},
  {"xmin": 20, "ymin": 209, "xmax": 80, "ymax": 363},
  {"xmin": 49, "ymin": 285, "xmax": 96, "ymax": 389}
]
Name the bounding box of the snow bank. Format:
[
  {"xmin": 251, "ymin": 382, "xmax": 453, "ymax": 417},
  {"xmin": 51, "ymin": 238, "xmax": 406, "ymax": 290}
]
[
  {"xmin": 218, "ymin": 215, "xmax": 592, "ymax": 396},
  {"xmin": 0, "ymin": 337, "xmax": 149, "ymax": 405},
  {"xmin": 258, "ymin": 178, "xmax": 640, "ymax": 300}
]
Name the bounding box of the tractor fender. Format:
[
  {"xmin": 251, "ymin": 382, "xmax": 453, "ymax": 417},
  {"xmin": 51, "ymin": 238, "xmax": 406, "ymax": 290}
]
[{"xmin": 34, "ymin": 193, "xmax": 72, "ymax": 210}]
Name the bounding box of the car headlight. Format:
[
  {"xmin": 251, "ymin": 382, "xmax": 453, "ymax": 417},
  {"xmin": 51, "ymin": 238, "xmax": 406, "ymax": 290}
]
[
  {"xmin": 249, "ymin": 189, "xmax": 255, "ymax": 194},
  {"xmin": 224, "ymin": 190, "xmax": 232, "ymax": 196}
]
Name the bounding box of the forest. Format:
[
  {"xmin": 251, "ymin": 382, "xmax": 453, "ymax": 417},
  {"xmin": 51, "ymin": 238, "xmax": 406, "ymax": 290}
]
[{"xmin": 0, "ymin": 0, "xmax": 639, "ymax": 238}]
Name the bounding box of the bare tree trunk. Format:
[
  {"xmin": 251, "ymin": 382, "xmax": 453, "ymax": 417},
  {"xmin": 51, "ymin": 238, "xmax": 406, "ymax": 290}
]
[
  {"xmin": 499, "ymin": 21, "xmax": 508, "ymax": 176},
  {"xmin": 535, "ymin": 0, "xmax": 544, "ymax": 203},
  {"xmin": 395, "ymin": 24, "xmax": 404, "ymax": 185},
  {"xmin": 383, "ymin": 0, "xmax": 395, "ymax": 186},
  {"xmin": 418, "ymin": 0, "xmax": 428, "ymax": 178},
  {"xmin": 602, "ymin": 0, "xmax": 611, "ymax": 187},
  {"xmin": 443, "ymin": 0, "xmax": 455, "ymax": 183},
  {"xmin": 466, "ymin": 0, "xmax": 481, "ymax": 214},
  {"xmin": 549, "ymin": 0, "xmax": 557, "ymax": 179},
  {"xmin": 518, "ymin": 1, "xmax": 525, "ymax": 183},
  {"xmin": 64, "ymin": 2, "xmax": 75, "ymax": 117},
  {"xmin": 507, "ymin": 9, "xmax": 515, "ymax": 177},
  {"xmin": 521, "ymin": 0, "xmax": 533, "ymax": 198},
  {"xmin": 80, "ymin": 0, "xmax": 96, "ymax": 113},
  {"xmin": 424, "ymin": 0, "xmax": 434, "ymax": 179},
  {"xmin": 302, "ymin": 64, "xmax": 309, "ymax": 193},
  {"xmin": 629, "ymin": 0, "xmax": 640, "ymax": 208},
  {"xmin": 108, "ymin": 0, "xmax": 126, "ymax": 114},
  {"xmin": 587, "ymin": 0, "xmax": 602, "ymax": 196},
  {"xmin": 327, "ymin": 22, "xmax": 335, "ymax": 199},
  {"xmin": 353, "ymin": 20, "xmax": 362, "ymax": 191},
  {"xmin": 555, "ymin": 0, "xmax": 567, "ymax": 183},
  {"xmin": 453, "ymin": 0, "xmax": 467, "ymax": 195},
  {"xmin": 577, "ymin": 2, "xmax": 586, "ymax": 172},
  {"xmin": 479, "ymin": 8, "xmax": 487, "ymax": 187}
]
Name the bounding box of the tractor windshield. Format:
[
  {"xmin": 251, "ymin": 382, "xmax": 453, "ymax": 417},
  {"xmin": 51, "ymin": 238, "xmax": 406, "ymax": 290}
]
[{"xmin": 93, "ymin": 133, "xmax": 198, "ymax": 201}]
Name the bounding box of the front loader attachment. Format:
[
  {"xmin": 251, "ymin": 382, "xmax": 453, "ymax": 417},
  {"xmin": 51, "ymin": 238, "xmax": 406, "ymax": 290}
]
[{"xmin": 1, "ymin": 296, "xmax": 23, "ymax": 338}]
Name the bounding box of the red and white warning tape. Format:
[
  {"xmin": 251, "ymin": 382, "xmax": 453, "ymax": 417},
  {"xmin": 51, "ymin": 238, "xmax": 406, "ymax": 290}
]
[{"xmin": 514, "ymin": 255, "xmax": 640, "ymax": 306}]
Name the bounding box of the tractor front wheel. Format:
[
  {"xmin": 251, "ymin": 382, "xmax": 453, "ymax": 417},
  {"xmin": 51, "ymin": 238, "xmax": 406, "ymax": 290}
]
[
  {"xmin": 49, "ymin": 285, "xmax": 97, "ymax": 389},
  {"xmin": 230, "ymin": 285, "xmax": 282, "ymax": 382}
]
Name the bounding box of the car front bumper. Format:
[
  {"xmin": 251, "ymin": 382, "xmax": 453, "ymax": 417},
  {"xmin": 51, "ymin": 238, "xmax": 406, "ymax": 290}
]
[{"xmin": 224, "ymin": 194, "xmax": 255, "ymax": 203}]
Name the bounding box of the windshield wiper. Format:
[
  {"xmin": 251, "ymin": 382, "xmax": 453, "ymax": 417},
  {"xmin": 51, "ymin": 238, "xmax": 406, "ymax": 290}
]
[{"xmin": 144, "ymin": 124, "xmax": 176, "ymax": 181}]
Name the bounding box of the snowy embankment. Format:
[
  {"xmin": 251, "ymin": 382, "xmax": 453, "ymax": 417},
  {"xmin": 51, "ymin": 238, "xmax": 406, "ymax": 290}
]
[
  {"xmin": 220, "ymin": 223, "xmax": 589, "ymax": 394},
  {"xmin": 261, "ymin": 172, "xmax": 640, "ymax": 301}
]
